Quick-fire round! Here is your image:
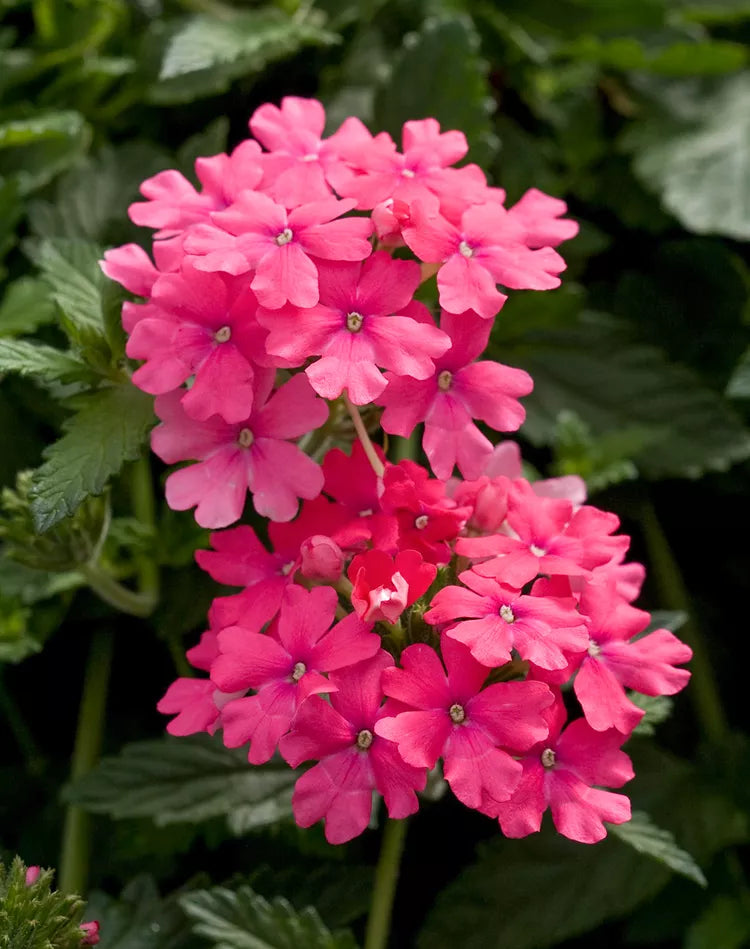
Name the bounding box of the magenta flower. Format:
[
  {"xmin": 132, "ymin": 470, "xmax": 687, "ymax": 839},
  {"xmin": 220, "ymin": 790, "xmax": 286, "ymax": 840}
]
[
  {"xmin": 211, "ymin": 585, "xmax": 379, "ymax": 764},
  {"xmin": 151, "ymin": 372, "xmax": 328, "ymax": 527},
  {"xmin": 402, "ymin": 198, "xmax": 566, "ymax": 319},
  {"xmin": 80, "ymin": 921, "xmax": 101, "ymax": 946},
  {"xmin": 506, "ymin": 188, "xmax": 579, "ymax": 248},
  {"xmin": 376, "ymin": 635, "xmax": 554, "ymax": 813},
  {"xmin": 24, "ymin": 866, "xmax": 40, "ymax": 887},
  {"xmin": 493, "ymin": 698, "xmax": 633, "ymax": 843},
  {"xmin": 348, "ymin": 549, "xmax": 437, "ymax": 624},
  {"xmin": 280, "ymin": 651, "xmax": 426, "ymax": 843},
  {"xmin": 184, "ymin": 192, "xmax": 373, "ymax": 308},
  {"xmin": 379, "ymin": 309, "xmax": 533, "ymax": 478},
  {"xmin": 574, "ymin": 578, "xmax": 692, "ymax": 734},
  {"xmin": 257, "ymin": 252, "xmax": 449, "ymax": 404},
  {"xmin": 126, "ymin": 264, "xmax": 270, "ymax": 422},
  {"xmin": 426, "ymin": 569, "xmax": 587, "ymax": 670}
]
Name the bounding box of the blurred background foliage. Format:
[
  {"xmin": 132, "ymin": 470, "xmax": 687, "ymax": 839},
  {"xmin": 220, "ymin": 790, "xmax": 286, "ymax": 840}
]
[{"xmin": 1, "ymin": 0, "xmax": 749, "ymax": 946}]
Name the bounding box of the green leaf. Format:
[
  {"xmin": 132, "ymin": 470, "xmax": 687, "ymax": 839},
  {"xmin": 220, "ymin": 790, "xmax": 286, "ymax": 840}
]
[
  {"xmin": 624, "ymin": 73, "xmax": 750, "ymax": 239},
  {"xmin": 29, "ymin": 384, "xmax": 155, "ymax": 532},
  {"xmin": 685, "ymin": 895, "xmax": 750, "ymax": 949},
  {"xmin": 0, "ymin": 111, "xmax": 90, "ymax": 195},
  {"xmin": 0, "ymin": 277, "xmax": 56, "ymax": 337},
  {"xmin": 417, "ymin": 826, "xmax": 672, "ymax": 949},
  {"xmin": 179, "ymin": 885, "xmax": 358, "ymax": 949},
  {"xmin": 608, "ymin": 810, "xmax": 706, "ymax": 886},
  {"xmin": 492, "ymin": 309, "xmax": 750, "ymax": 478},
  {"xmin": 0, "ymin": 338, "xmax": 96, "ymax": 385},
  {"xmin": 561, "ymin": 35, "xmax": 747, "ymax": 75},
  {"xmin": 727, "ymin": 347, "xmax": 750, "ymax": 398},
  {"xmin": 374, "ymin": 15, "xmax": 498, "ymax": 166},
  {"xmin": 65, "ymin": 734, "xmax": 296, "ymax": 834},
  {"xmin": 86, "ymin": 876, "xmax": 200, "ymax": 949},
  {"xmin": 150, "ymin": 10, "xmax": 338, "ymax": 105},
  {"xmin": 629, "ymin": 693, "xmax": 674, "ymax": 736}
]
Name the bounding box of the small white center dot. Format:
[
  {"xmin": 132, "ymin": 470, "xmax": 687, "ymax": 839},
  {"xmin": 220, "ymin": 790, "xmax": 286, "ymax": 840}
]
[
  {"xmin": 356, "ymin": 729, "xmax": 374, "ymax": 750},
  {"xmin": 401, "ymin": 168, "xmax": 416, "ymax": 178},
  {"xmin": 588, "ymin": 640, "xmax": 601, "ymax": 658},
  {"xmin": 214, "ymin": 325, "xmax": 232, "ymax": 343},
  {"xmin": 414, "ymin": 514, "xmax": 429, "ymax": 530},
  {"xmin": 437, "ymin": 370, "xmax": 453, "ymax": 391},
  {"xmin": 449, "ymin": 703, "xmax": 466, "ymax": 724},
  {"xmin": 237, "ymin": 428, "xmax": 254, "ymax": 448},
  {"xmin": 500, "ymin": 605, "xmax": 516, "ymax": 624},
  {"xmin": 301, "ymin": 153, "xmax": 318, "ymax": 162},
  {"xmin": 529, "ymin": 544, "xmax": 546, "ymax": 557},
  {"xmin": 291, "ymin": 661, "xmax": 306, "ymax": 682},
  {"xmin": 275, "ymin": 228, "xmax": 293, "ymax": 246},
  {"xmin": 458, "ymin": 241, "xmax": 474, "ymax": 258},
  {"xmin": 346, "ymin": 312, "xmax": 364, "ymax": 333},
  {"xmin": 541, "ymin": 748, "xmax": 556, "ymax": 768}
]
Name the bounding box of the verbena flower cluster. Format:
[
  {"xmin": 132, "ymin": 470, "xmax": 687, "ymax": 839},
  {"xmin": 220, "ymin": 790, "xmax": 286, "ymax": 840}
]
[{"xmin": 105, "ymin": 97, "xmax": 692, "ymax": 846}]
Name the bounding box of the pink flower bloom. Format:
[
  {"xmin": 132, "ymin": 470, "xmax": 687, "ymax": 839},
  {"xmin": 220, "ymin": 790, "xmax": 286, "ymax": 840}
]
[
  {"xmin": 100, "ymin": 243, "xmax": 161, "ymax": 298},
  {"xmin": 211, "ymin": 586, "xmax": 379, "ymax": 764},
  {"xmin": 151, "ymin": 372, "xmax": 327, "ymax": 527},
  {"xmin": 299, "ymin": 534, "xmax": 345, "ymax": 581},
  {"xmin": 348, "ymin": 549, "xmax": 437, "ymax": 624},
  {"xmin": 80, "ymin": 921, "xmax": 101, "ymax": 945},
  {"xmin": 506, "ymin": 188, "xmax": 579, "ymax": 248},
  {"xmin": 425, "ymin": 569, "xmax": 587, "ymax": 670},
  {"xmin": 257, "ymin": 252, "xmax": 449, "ymax": 405},
  {"xmin": 402, "ymin": 199, "xmax": 567, "ymax": 319},
  {"xmin": 375, "ymin": 635, "xmax": 554, "ymax": 813},
  {"xmin": 280, "ymin": 651, "xmax": 426, "ymax": 843},
  {"xmin": 184, "ymin": 192, "xmax": 373, "ymax": 308},
  {"xmin": 574, "ymin": 578, "xmax": 692, "ymax": 734},
  {"xmin": 25, "ymin": 866, "xmax": 40, "ymax": 886},
  {"xmin": 494, "ymin": 698, "xmax": 633, "ymax": 843},
  {"xmin": 379, "ymin": 310, "xmax": 533, "ymax": 478},
  {"xmin": 126, "ymin": 264, "xmax": 269, "ymax": 422}
]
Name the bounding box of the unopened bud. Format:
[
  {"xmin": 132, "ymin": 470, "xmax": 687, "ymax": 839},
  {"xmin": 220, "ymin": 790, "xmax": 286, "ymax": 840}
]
[
  {"xmin": 25, "ymin": 865, "xmax": 41, "ymax": 886},
  {"xmin": 300, "ymin": 535, "xmax": 344, "ymax": 581}
]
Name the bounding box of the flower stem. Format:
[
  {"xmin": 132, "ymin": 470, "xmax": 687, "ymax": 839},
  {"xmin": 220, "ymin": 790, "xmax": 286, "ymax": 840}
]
[
  {"xmin": 638, "ymin": 499, "xmax": 728, "ymax": 743},
  {"xmin": 59, "ymin": 629, "xmax": 113, "ymax": 894},
  {"xmin": 364, "ymin": 817, "xmax": 409, "ymax": 949},
  {"xmin": 80, "ymin": 562, "xmax": 157, "ymax": 617},
  {"xmin": 343, "ymin": 392, "xmax": 384, "ymax": 477}
]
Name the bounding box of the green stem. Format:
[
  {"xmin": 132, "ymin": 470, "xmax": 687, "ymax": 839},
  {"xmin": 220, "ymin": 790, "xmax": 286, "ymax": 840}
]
[
  {"xmin": 80, "ymin": 562, "xmax": 156, "ymax": 617},
  {"xmin": 364, "ymin": 818, "xmax": 409, "ymax": 949},
  {"xmin": 130, "ymin": 456, "xmax": 159, "ymax": 602},
  {"xmin": 638, "ymin": 499, "xmax": 728, "ymax": 744},
  {"xmin": 343, "ymin": 393, "xmax": 384, "ymax": 477},
  {"xmin": 59, "ymin": 630, "xmax": 113, "ymax": 894}
]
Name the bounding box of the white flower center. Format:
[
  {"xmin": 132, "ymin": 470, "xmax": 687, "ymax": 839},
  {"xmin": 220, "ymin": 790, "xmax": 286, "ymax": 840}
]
[
  {"xmin": 458, "ymin": 240, "xmax": 474, "ymax": 258},
  {"xmin": 500, "ymin": 605, "xmax": 516, "ymax": 624},
  {"xmin": 541, "ymin": 748, "xmax": 556, "ymax": 768},
  {"xmin": 401, "ymin": 168, "xmax": 416, "ymax": 178},
  {"xmin": 281, "ymin": 560, "xmax": 296, "ymax": 576},
  {"xmin": 588, "ymin": 640, "xmax": 601, "ymax": 658},
  {"xmin": 291, "ymin": 661, "xmax": 306, "ymax": 682},
  {"xmin": 237, "ymin": 428, "xmax": 254, "ymax": 448},
  {"xmin": 346, "ymin": 311, "xmax": 364, "ymax": 332},
  {"xmin": 414, "ymin": 514, "xmax": 429, "ymax": 530},
  {"xmin": 275, "ymin": 228, "xmax": 293, "ymax": 246},
  {"xmin": 529, "ymin": 544, "xmax": 546, "ymax": 557},
  {"xmin": 356, "ymin": 728, "xmax": 374, "ymax": 750},
  {"xmin": 214, "ymin": 325, "xmax": 232, "ymax": 343},
  {"xmin": 437, "ymin": 370, "xmax": 453, "ymax": 391},
  {"xmin": 449, "ymin": 703, "xmax": 466, "ymax": 724},
  {"xmin": 301, "ymin": 153, "xmax": 318, "ymax": 162}
]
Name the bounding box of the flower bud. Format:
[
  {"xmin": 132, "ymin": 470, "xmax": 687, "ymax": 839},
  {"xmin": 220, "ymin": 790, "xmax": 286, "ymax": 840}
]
[
  {"xmin": 80, "ymin": 920, "xmax": 100, "ymax": 945},
  {"xmin": 300, "ymin": 534, "xmax": 344, "ymax": 581},
  {"xmin": 24, "ymin": 865, "xmax": 41, "ymax": 886}
]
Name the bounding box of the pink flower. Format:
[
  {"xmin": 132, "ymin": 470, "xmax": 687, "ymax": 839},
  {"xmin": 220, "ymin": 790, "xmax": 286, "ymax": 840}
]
[
  {"xmin": 257, "ymin": 252, "xmax": 449, "ymax": 405},
  {"xmin": 280, "ymin": 651, "xmax": 426, "ymax": 843},
  {"xmin": 348, "ymin": 549, "xmax": 437, "ymax": 624},
  {"xmin": 211, "ymin": 586, "xmax": 379, "ymax": 763},
  {"xmin": 425, "ymin": 570, "xmax": 587, "ymax": 670},
  {"xmin": 574, "ymin": 578, "xmax": 692, "ymax": 734},
  {"xmin": 379, "ymin": 309, "xmax": 533, "ymax": 478},
  {"xmin": 80, "ymin": 921, "xmax": 101, "ymax": 945},
  {"xmin": 506, "ymin": 188, "xmax": 579, "ymax": 248},
  {"xmin": 184, "ymin": 192, "xmax": 373, "ymax": 308},
  {"xmin": 494, "ymin": 698, "xmax": 633, "ymax": 843},
  {"xmin": 151, "ymin": 372, "xmax": 328, "ymax": 526},
  {"xmin": 402, "ymin": 199, "xmax": 567, "ymax": 319},
  {"xmin": 375, "ymin": 635, "xmax": 554, "ymax": 813},
  {"xmin": 24, "ymin": 866, "xmax": 40, "ymax": 886},
  {"xmin": 126, "ymin": 264, "xmax": 269, "ymax": 422}
]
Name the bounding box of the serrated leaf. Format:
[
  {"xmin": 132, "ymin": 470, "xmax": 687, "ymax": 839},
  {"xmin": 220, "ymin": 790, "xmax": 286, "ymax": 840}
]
[
  {"xmin": 0, "ymin": 110, "xmax": 90, "ymax": 194},
  {"xmin": 374, "ymin": 15, "xmax": 497, "ymax": 166},
  {"xmin": 30, "ymin": 384, "xmax": 155, "ymax": 531},
  {"xmin": 150, "ymin": 10, "xmax": 338, "ymax": 105},
  {"xmin": 0, "ymin": 338, "xmax": 96, "ymax": 385},
  {"xmin": 179, "ymin": 885, "xmax": 358, "ymax": 949},
  {"xmin": 629, "ymin": 693, "xmax": 674, "ymax": 735},
  {"xmin": 608, "ymin": 811, "xmax": 706, "ymax": 886},
  {"xmin": 685, "ymin": 894, "xmax": 750, "ymax": 949},
  {"xmin": 0, "ymin": 277, "xmax": 56, "ymax": 336},
  {"xmin": 727, "ymin": 347, "xmax": 750, "ymax": 398},
  {"xmin": 624, "ymin": 72, "xmax": 750, "ymax": 239},
  {"xmin": 65, "ymin": 734, "xmax": 296, "ymax": 832},
  {"xmin": 492, "ymin": 310, "xmax": 750, "ymax": 478}
]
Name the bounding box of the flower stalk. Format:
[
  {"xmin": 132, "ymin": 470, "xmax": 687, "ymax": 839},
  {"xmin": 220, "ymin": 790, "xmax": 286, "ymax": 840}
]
[{"xmin": 364, "ymin": 818, "xmax": 409, "ymax": 949}]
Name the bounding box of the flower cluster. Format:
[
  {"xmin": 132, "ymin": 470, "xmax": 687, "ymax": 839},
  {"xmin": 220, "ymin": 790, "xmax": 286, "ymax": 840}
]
[{"xmin": 107, "ymin": 97, "xmax": 692, "ymax": 846}]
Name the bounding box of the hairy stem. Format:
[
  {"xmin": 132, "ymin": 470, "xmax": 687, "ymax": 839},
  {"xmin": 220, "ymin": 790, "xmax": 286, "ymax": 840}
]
[
  {"xmin": 364, "ymin": 817, "xmax": 409, "ymax": 949},
  {"xmin": 343, "ymin": 392, "xmax": 384, "ymax": 477},
  {"xmin": 59, "ymin": 629, "xmax": 113, "ymax": 894},
  {"xmin": 80, "ymin": 562, "xmax": 156, "ymax": 617}
]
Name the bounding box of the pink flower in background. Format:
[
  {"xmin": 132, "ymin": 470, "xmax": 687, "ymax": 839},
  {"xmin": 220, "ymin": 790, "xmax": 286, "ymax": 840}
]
[
  {"xmin": 506, "ymin": 188, "xmax": 580, "ymax": 248},
  {"xmin": 24, "ymin": 866, "xmax": 40, "ymax": 886},
  {"xmin": 151, "ymin": 372, "xmax": 327, "ymax": 526},
  {"xmin": 280, "ymin": 652, "xmax": 426, "ymax": 843},
  {"xmin": 80, "ymin": 921, "xmax": 101, "ymax": 946}
]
